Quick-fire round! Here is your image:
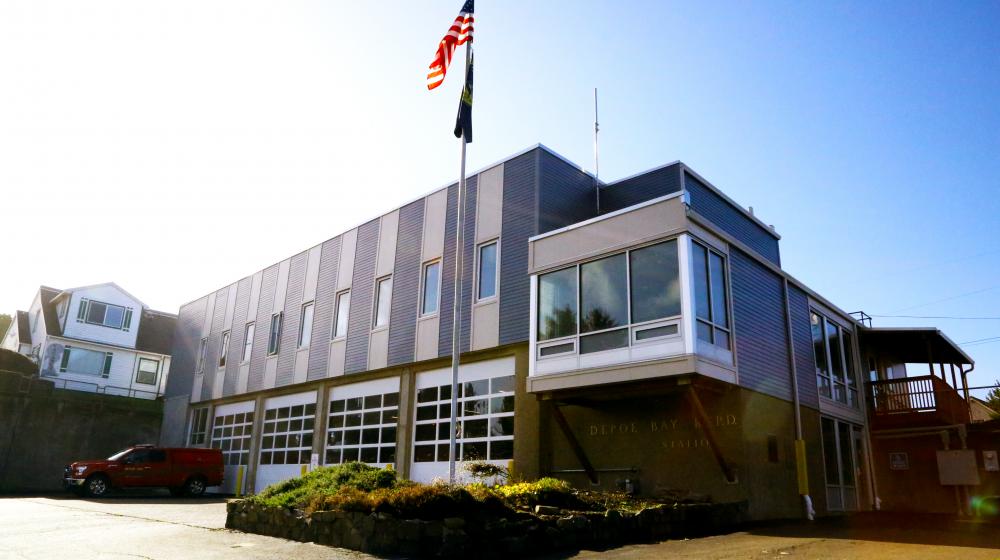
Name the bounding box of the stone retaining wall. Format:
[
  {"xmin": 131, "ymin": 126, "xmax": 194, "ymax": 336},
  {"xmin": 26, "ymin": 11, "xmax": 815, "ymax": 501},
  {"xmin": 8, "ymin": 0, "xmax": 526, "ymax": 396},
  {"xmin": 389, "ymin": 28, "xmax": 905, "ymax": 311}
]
[{"xmin": 226, "ymin": 499, "xmax": 748, "ymax": 557}]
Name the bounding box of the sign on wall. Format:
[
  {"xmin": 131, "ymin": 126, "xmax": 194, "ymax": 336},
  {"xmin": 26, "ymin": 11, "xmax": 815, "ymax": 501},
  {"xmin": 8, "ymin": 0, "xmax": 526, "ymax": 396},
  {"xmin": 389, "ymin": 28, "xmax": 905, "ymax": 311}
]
[
  {"xmin": 984, "ymin": 450, "xmax": 999, "ymax": 472},
  {"xmin": 936, "ymin": 450, "xmax": 981, "ymax": 486},
  {"xmin": 889, "ymin": 452, "xmax": 909, "ymax": 470}
]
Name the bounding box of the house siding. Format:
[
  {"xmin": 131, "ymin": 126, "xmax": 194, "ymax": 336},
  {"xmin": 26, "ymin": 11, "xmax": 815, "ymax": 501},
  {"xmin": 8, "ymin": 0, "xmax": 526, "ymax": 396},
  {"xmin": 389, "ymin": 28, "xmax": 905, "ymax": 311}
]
[
  {"xmin": 789, "ymin": 285, "xmax": 820, "ymax": 409},
  {"xmin": 276, "ymin": 251, "xmax": 308, "ymax": 386},
  {"xmin": 599, "ymin": 163, "xmax": 683, "ymax": 215},
  {"xmin": 345, "ymin": 219, "xmax": 380, "ymax": 374},
  {"xmin": 201, "ymin": 285, "xmax": 229, "ymax": 401},
  {"xmin": 458, "ymin": 176, "xmax": 478, "ymax": 354},
  {"xmin": 437, "ymin": 184, "xmax": 459, "ymax": 358},
  {"xmin": 498, "ymin": 150, "xmax": 538, "ymax": 346},
  {"xmin": 537, "ymin": 150, "xmax": 598, "ymax": 234},
  {"xmin": 307, "ymin": 237, "xmax": 341, "ymax": 380},
  {"xmin": 731, "ymin": 248, "xmax": 791, "ymax": 401},
  {"xmin": 685, "ymin": 172, "xmax": 781, "ymax": 266},
  {"xmin": 223, "ymin": 276, "xmax": 252, "ymax": 396},
  {"xmin": 388, "ymin": 200, "xmax": 424, "ymax": 366},
  {"xmin": 248, "ymin": 265, "xmax": 278, "ymax": 391},
  {"xmin": 164, "ymin": 298, "xmax": 206, "ymax": 398}
]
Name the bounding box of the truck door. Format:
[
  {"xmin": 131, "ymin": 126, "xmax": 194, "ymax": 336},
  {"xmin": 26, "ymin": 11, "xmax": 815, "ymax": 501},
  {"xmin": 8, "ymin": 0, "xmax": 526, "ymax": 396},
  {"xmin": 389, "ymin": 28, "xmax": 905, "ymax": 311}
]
[{"xmin": 120, "ymin": 448, "xmax": 170, "ymax": 487}]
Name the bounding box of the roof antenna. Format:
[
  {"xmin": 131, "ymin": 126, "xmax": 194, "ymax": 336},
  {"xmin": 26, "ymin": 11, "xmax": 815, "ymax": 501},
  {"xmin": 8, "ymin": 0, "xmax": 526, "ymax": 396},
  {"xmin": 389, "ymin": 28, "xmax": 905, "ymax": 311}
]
[{"xmin": 594, "ymin": 87, "xmax": 601, "ymax": 213}]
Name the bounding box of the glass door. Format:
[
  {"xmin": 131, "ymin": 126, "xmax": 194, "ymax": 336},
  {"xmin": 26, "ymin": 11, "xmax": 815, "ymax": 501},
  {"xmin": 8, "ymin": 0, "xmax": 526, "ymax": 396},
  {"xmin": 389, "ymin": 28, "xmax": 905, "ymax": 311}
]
[{"xmin": 821, "ymin": 417, "xmax": 859, "ymax": 511}]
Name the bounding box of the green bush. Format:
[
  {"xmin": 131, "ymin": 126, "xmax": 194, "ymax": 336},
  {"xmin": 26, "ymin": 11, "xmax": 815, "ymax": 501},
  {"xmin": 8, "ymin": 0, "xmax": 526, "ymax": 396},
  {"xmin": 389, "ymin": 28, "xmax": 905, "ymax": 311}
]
[
  {"xmin": 492, "ymin": 477, "xmax": 585, "ymax": 509},
  {"xmin": 0, "ymin": 348, "xmax": 37, "ymax": 376},
  {"xmin": 253, "ymin": 462, "xmax": 399, "ymax": 509}
]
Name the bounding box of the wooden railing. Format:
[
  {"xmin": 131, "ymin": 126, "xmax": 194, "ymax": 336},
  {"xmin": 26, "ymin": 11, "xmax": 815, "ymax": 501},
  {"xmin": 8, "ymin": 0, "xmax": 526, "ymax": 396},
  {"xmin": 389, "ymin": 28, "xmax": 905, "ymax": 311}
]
[{"xmin": 868, "ymin": 375, "xmax": 970, "ymax": 426}]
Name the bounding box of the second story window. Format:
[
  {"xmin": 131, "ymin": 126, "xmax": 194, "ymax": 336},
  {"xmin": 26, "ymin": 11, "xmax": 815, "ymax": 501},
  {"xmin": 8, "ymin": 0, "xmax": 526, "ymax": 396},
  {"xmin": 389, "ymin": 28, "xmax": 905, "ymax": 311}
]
[
  {"xmin": 333, "ymin": 291, "xmax": 350, "ymax": 339},
  {"xmin": 811, "ymin": 311, "xmax": 858, "ymax": 408},
  {"xmin": 692, "ymin": 241, "xmax": 731, "ymax": 350},
  {"xmin": 373, "ymin": 277, "xmax": 392, "ymax": 329},
  {"xmin": 477, "ymin": 241, "xmax": 498, "ymax": 300},
  {"xmin": 538, "ymin": 267, "xmax": 577, "ymax": 341},
  {"xmin": 242, "ymin": 322, "xmax": 255, "ymax": 362},
  {"xmin": 299, "ymin": 302, "xmax": 314, "ymax": 348},
  {"xmin": 196, "ymin": 337, "xmax": 208, "ymax": 373},
  {"xmin": 268, "ymin": 312, "xmax": 283, "ymax": 355},
  {"xmin": 421, "ymin": 261, "xmax": 441, "ymax": 315},
  {"xmin": 79, "ymin": 299, "xmax": 132, "ymax": 331},
  {"xmin": 219, "ymin": 331, "xmax": 230, "ymax": 368}
]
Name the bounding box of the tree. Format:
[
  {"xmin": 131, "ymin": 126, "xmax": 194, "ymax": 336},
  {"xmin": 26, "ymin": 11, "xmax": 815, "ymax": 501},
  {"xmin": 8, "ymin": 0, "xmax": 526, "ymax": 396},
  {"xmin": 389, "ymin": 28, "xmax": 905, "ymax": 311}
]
[
  {"xmin": 0, "ymin": 348, "xmax": 37, "ymax": 376},
  {"xmin": 0, "ymin": 314, "xmax": 10, "ymax": 340},
  {"xmin": 986, "ymin": 381, "xmax": 1000, "ymax": 419}
]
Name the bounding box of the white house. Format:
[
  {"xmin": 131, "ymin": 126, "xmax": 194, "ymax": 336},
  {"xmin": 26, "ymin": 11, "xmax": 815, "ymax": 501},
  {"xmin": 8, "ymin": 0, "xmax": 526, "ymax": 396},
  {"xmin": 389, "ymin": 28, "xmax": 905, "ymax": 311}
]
[{"xmin": 1, "ymin": 283, "xmax": 176, "ymax": 399}]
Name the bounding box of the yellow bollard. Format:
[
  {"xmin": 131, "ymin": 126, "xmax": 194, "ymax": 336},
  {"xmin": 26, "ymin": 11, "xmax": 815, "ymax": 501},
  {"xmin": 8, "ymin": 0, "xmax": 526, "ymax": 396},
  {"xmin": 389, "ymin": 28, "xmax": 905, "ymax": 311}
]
[
  {"xmin": 301, "ymin": 464, "xmax": 308, "ymax": 477},
  {"xmin": 235, "ymin": 466, "xmax": 245, "ymax": 497},
  {"xmin": 795, "ymin": 439, "xmax": 809, "ymax": 495}
]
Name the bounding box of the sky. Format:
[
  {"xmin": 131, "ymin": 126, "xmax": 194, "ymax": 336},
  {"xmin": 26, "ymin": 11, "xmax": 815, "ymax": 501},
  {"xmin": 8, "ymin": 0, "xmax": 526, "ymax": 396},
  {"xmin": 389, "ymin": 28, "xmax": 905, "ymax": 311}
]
[{"xmin": 1, "ymin": 1, "xmax": 998, "ymax": 396}]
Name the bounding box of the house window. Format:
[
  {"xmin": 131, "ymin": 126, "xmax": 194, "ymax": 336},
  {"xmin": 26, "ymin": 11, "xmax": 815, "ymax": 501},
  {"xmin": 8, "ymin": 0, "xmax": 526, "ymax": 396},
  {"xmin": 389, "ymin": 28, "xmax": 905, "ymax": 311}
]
[
  {"xmin": 136, "ymin": 357, "xmax": 159, "ymax": 385},
  {"xmin": 692, "ymin": 241, "xmax": 731, "ymax": 349},
  {"xmin": 268, "ymin": 312, "xmax": 283, "ymax": 355},
  {"xmin": 260, "ymin": 403, "xmax": 316, "ymax": 465},
  {"xmin": 421, "ymin": 261, "xmax": 441, "ymax": 316},
  {"xmin": 477, "ymin": 241, "xmax": 498, "ymax": 300},
  {"xmin": 299, "ymin": 302, "xmax": 314, "ymax": 348},
  {"xmin": 373, "ymin": 277, "xmax": 392, "ymax": 329},
  {"xmin": 630, "ymin": 240, "xmax": 681, "ymax": 322},
  {"xmin": 59, "ymin": 347, "xmax": 113, "ymax": 378},
  {"xmin": 80, "ymin": 299, "xmax": 131, "ymax": 330},
  {"xmin": 413, "ymin": 374, "xmax": 515, "ymax": 463},
  {"xmin": 332, "ymin": 291, "xmax": 350, "ymax": 339},
  {"xmin": 242, "ymin": 322, "xmax": 255, "ymax": 362},
  {"xmin": 218, "ymin": 331, "xmax": 230, "ymax": 368},
  {"xmin": 326, "ymin": 391, "xmax": 399, "ymax": 466},
  {"xmin": 189, "ymin": 408, "xmax": 209, "ymax": 446},
  {"xmin": 196, "ymin": 337, "xmax": 208, "ymax": 372},
  {"xmin": 579, "ymin": 253, "xmax": 629, "ymax": 354},
  {"xmin": 537, "ymin": 267, "xmax": 578, "ymax": 341},
  {"xmin": 211, "ymin": 410, "xmax": 255, "ymax": 466},
  {"xmin": 811, "ymin": 311, "xmax": 859, "ymax": 407}
]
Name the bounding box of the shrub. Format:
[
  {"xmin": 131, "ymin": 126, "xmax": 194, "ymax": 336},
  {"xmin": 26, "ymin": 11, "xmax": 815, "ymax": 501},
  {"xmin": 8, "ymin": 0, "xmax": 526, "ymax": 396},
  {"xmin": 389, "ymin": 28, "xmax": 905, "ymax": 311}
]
[
  {"xmin": 462, "ymin": 460, "xmax": 510, "ymax": 483},
  {"xmin": 492, "ymin": 477, "xmax": 584, "ymax": 509},
  {"xmin": 253, "ymin": 462, "xmax": 399, "ymax": 509},
  {"xmin": 0, "ymin": 348, "xmax": 37, "ymax": 377}
]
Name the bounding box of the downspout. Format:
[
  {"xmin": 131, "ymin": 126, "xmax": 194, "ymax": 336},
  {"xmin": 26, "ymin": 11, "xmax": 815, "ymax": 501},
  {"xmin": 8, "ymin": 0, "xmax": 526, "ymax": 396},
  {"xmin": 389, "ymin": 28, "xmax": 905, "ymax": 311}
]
[{"xmin": 782, "ymin": 279, "xmax": 813, "ymax": 520}]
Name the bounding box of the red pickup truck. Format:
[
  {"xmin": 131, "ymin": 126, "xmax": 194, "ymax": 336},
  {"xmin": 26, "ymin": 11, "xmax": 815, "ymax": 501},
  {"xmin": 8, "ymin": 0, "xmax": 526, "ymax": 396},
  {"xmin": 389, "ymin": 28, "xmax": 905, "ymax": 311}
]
[{"xmin": 63, "ymin": 445, "xmax": 223, "ymax": 498}]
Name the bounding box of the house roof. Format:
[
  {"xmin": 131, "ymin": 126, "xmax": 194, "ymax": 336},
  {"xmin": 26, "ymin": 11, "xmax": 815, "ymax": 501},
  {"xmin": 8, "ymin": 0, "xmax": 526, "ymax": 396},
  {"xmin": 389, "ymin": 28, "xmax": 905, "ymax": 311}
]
[
  {"xmin": 134, "ymin": 310, "xmax": 176, "ymax": 355},
  {"xmin": 38, "ymin": 286, "xmax": 63, "ymax": 337},
  {"xmin": 859, "ymin": 327, "xmax": 973, "ymax": 366},
  {"xmin": 52, "ymin": 282, "xmax": 150, "ymax": 309},
  {"xmin": 15, "ymin": 311, "xmax": 30, "ymax": 344}
]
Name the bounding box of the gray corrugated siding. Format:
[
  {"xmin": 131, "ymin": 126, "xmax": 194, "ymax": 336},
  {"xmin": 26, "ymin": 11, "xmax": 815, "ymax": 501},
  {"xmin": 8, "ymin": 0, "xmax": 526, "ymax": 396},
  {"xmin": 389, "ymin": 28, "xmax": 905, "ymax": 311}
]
[
  {"xmin": 598, "ymin": 163, "xmax": 682, "ymax": 215},
  {"xmin": 458, "ymin": 176, "xmax": 478, "ymax": 353},
  {"xmin": 345, "ymin": 219, "xmax": 380, "ymax": 373},
  {"xmin": 388, "ymin": 200, "xmax": 424, "ymax": 365},
  {"xmin": 437, "ymin": 184, "xmax": 459, "ymax": 357},
  {"xmin": 248, "ymin": 264, "xmax": 278, "ymax": 391},
  {"xmin": 537, "ymin": 150, "xmax": 598, "ymax": 233},
  {"xmin": 223, "ymin": 276, "xmax": 251, "ymax": 396},
  {"xmin": 307, "ymin": 237, "xmax": 341, "ymax": 380},
  {"xmin": 276, "ymin": 251, "xmax": 308, "ymax": 386},
  {"xmin": 685, "ymin": 173, "xmax": 781, "ymax": 266},
  {"xmin": 164, "ymin": 298, "xmax": 207, "ymax": 398},
  {"xmin": 498, "ymin": 150, "xmax": 538, "ymax": 346},
  {"xmin": 201, "ymin": 285, "xmax": 229, "ymax": 401},
  {"xmin": 731, "ymin": 249, "xmax": 791, "ymax": 401},
  {"xmin": 789, "ymin": 285, "xmax": 819, "ymax": 409}
]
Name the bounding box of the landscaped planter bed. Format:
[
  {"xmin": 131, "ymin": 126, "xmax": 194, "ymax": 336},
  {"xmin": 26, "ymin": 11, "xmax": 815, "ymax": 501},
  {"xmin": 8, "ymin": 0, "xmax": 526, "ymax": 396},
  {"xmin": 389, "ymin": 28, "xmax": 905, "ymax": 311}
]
[{"xmin": 224, "ymin": 463, "xmax": 747, "ymax": 558}]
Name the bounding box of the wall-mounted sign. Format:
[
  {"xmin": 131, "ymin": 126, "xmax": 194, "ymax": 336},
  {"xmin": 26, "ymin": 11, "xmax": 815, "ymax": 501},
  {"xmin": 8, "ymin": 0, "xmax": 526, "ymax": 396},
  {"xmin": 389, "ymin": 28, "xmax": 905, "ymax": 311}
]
[
  {"xmin": 984, "ymin": 450, "xmax": 999, "ymax": 472},
  {"xmin": 937, "ymin": 450, "xmax": 981, "ymax": 486},
  {"xmin": 889, "ymin": 452, "xmax": 909, "ymax": 470}
]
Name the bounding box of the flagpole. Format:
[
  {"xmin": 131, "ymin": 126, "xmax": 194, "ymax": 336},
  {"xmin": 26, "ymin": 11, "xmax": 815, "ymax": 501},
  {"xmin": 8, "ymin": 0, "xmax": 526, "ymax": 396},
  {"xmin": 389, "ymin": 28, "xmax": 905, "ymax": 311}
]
[{"xmin": 448, "ymin": 40, "xmax": 472, "ymax": 484}]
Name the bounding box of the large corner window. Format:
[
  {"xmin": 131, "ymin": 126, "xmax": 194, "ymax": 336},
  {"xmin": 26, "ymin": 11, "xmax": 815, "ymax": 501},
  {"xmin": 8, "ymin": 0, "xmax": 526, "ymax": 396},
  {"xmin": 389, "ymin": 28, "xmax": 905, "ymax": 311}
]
[
  {"xmin": 218, "ymin": 331, "xmax": 230, "ymax": 368},
  {"xmin": 373, "ymin": 277, "xmax": 392, "ymax": 329},
  {"xmin": 692, "ymin": 241, "xmax": 731, "ymax": 349},
  {"xmin": 299, "ymin": 302, "xmax": 315, "ymax": 348},
  {"xmin": 189, "ymin": 408, "xmax": 209, "ymax": 446},
  {"xmin": 477, "ymin": 241, "xmax": 498, "ymax": 300},
  {"xmin": 59, "ymin": 346, "xmax": 113, "ymax": 378},
  {"xmin": 268, "ymin": 312, "xmax": 283, "ymax": 355},
  {"xmin": 78, "ymin": 299, "xmax": 132, "ymax": 331},
  {"xmin": 332, "ymin": 291, "xmax": 350, "ymax": 339},
  {"xmin": 421, "ymin": 261, "xmax": 441, "ymax": 316},
  {"xmin": 136, "ymin": 357, "xmax": 159, "ymax": 385},
  {"xmin": 242, "ymin": 322, "xmax": 255, "ymax": 362},
  {"xmin": 536, "ymin": 239, "xmax": 683, "ymax": 355},
  {"xmin": 811, "ymin": 311, "xmax": 858, "ymax": 407}
]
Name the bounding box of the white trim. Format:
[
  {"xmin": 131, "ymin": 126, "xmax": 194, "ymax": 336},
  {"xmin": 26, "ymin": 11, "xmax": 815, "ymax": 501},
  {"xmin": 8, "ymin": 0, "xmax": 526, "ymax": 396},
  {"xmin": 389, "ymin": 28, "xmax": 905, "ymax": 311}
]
[
  {"xmin": 529, "ymin": 191, "xmax": 687, "ymax": 243},
  {"xmin": 264, "ymin": 390, "xmax": 318, "ymax": 410},
  {"xmin": 328, "ymin": 376, "xmax": 401, "ymax": 400},
  {"xmin": 678, "ymin": 234, "xmax": 696, "ymax": 356},
  {"xmin": 214, "ymin": 400, "xmax": 255, "ymax": 417}
]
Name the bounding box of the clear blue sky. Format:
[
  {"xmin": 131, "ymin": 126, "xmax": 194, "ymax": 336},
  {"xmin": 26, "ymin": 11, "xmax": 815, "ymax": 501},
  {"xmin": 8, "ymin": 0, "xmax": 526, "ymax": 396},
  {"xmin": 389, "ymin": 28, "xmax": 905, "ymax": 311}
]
[{"xmin": 1, "ymin": 1, "xmax": 998, "ymax": 395}]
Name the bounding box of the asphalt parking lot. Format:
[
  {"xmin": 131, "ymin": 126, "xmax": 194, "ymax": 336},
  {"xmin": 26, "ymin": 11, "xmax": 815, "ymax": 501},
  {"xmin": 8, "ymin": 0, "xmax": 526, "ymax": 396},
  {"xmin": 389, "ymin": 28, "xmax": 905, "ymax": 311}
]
[{"xmin": 1, "ymin": 494, "xmax": 998, "ymax": 559}]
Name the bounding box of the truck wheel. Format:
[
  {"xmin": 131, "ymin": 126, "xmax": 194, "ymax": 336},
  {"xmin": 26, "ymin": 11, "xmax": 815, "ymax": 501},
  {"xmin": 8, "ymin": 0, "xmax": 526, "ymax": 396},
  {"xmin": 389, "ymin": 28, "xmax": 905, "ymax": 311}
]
[
  {"xmin": 183, "ymin": 477, "xmax": 206, "ymax": 497},
  {"xmin": 84, "ymin": 475, "xmax": 110, "ymax": 498}
]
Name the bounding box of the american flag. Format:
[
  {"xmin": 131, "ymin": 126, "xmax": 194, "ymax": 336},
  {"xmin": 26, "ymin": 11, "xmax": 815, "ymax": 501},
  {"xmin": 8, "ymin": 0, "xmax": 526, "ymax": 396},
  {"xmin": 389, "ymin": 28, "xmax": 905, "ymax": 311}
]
[{"xmin": 426, "ymin": 0, "xmax": 474, "ymax": 91}]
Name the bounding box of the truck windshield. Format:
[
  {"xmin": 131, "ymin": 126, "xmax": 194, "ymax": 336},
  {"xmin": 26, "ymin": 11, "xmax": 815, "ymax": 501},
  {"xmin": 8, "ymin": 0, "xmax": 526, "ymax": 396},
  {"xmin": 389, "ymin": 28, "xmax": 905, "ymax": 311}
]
[{"xmin": 107, "ymin": 449, "xmax": 133, "ymax": 461}]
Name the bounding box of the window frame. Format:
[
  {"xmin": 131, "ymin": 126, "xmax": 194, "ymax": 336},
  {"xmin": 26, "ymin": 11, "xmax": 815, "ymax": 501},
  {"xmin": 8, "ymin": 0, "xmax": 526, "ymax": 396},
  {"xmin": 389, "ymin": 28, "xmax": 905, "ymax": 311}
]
[
  {"xmin": 267, "ymin": 312, "xmax": 283, "ymax": 356},
  {"xmin": 78, "ymin": 299, "xmax": 132, "ymax": 331},
  {"xmin": 811, "ymin": 310, "xmax": 859, "ymax": 408},
  {"xmin": 420, "ymin": 260, "xmax": 442, "ymax": 316},
  {"xmin": 476, "ymin": 240, "xmax": 499, "ymax": 301},
  {"xmin": 242, "ymin": 322, "xmax": 255, "ymax": 363},
  {"xmin": 188, "ymin": 407, "xmax": 209, "ymax": 446},
  {"xmin": 691, "ymin": 240, "xmax": 732, "ymax": 350},
  {"xmin": 135, "ymin": 357, "xmax": 159, "ymax": 386},
  {"xmin": 332, "ymin": 290, "xmax": 350, "ymax": 340},
  {"xmin": 218, "ymin": 330, "xmax": 231, "ymax": 368},
  {"xmin": 59, "ymin": 346, "xmax": 114, "ymax": 378},
  {"xmin": 372, "ymin": 276, "xmax": 393, "ymax": 330},
  {"xmin": 196, "ymin": 337, "xmax": 208, "ymax": 373},
  {"xmin": 298, "ymin": 301, "xmax": 315, "ymax": 349}
]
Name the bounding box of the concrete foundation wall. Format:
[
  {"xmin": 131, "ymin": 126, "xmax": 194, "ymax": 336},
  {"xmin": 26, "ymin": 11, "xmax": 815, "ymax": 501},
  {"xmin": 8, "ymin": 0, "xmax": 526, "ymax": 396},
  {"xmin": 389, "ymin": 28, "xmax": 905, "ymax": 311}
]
[{"xmin": 0, "ymin": 379, "xmax": 162, "ymax": 492}]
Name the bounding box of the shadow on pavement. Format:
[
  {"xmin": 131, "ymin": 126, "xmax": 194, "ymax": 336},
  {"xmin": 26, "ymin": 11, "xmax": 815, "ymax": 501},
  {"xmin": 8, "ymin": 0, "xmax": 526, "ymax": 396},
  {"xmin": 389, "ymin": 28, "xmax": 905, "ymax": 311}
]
[{"xmin": 11, "ymin": 490, "xmax": 231, "ymax": 505}]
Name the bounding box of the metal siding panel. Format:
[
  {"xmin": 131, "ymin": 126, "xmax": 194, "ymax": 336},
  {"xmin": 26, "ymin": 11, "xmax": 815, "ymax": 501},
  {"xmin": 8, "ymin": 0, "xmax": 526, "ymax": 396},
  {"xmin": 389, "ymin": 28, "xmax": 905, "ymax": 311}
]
[
  {"xmin": 345, "ymin": 219, "xmax": 380, "ymax": 373},
  {"xmin": 730, "ymin": 249, "xmax": 791, "ymax": 401},
  {"xmin": 598, "ymin": 164, "xmax": 682, "ymax": 215},
  {"xmin": 223, "ymin": 276, "xmax": 252, "ymax": 395},
  {"xmin": 498, "ymin": 151, "xmax": 538, "ymax": 346},
  {"xmin": 685, "ymin": 173, "xmax": 781, "ymax": 266},
  {"xmin": 276, "ymin": 251, "xmax": 308, "ymax": 386},
  {"xmin": 307, "ymin": 237, "xmax": 341, "ymax": 380},
  {"xmin": 388, "ymin": 200, "xmax": 424, "ymax": 365},
  {"xmin": 789, "ymin": 285, "xmax": 820, "ymax": 409},
  {"xmin": 458, "ymin": 176, "xmax": 478, "ymax": 353},
  {"xmin": 248, "ymin": 265, "xmax": 278, "ymax": 391},
  {"xmin": 538, "ymin": 150, "xmax": 599, "ymax": 233},
  {"xmin": 164, "ymin": 298, "xmax": 206, "ymax": 398},
  {"xmin": 437, "ymin": 184, "xmax": 459, "ymax": 357},
  {"xmin": 202, "ymin": 285, "xmax": 230, "ymax": 401}
]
